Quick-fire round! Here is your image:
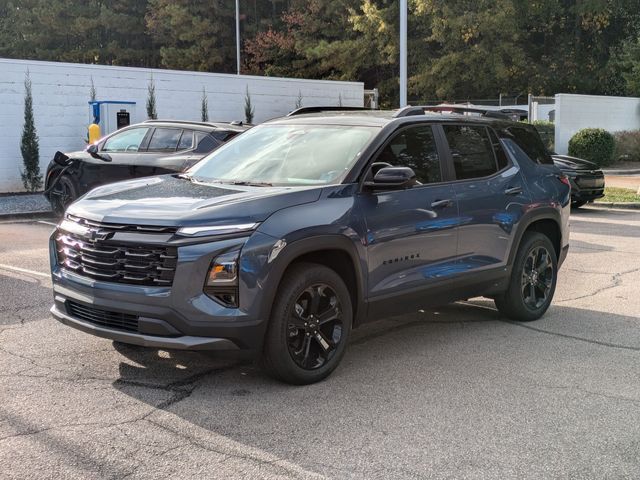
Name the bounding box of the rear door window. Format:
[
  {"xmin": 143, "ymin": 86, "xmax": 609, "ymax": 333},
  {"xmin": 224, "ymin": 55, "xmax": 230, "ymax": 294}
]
[
  {"xmin": 442, "ymin": 125, "xmax": 497, "ymax": 180},
  {"xmin": 146, "ymin": 128, "xmax": 182, "ymax": 152},
  {"xmin": 194, "ymin": 133, "xmax": 220, "ymax": 154},
  {"xmin": 177, "ymin": 130, "xmax": 194, "ymax": 150}
]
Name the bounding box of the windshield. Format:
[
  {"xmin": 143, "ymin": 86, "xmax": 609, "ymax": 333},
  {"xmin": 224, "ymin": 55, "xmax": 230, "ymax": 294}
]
[{"xmin": 188, "ymin": 124, "xmax": 378, "ymax": 186}]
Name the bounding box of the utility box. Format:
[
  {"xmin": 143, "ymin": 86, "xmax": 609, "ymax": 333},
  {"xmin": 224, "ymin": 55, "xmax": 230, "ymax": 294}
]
[{"xmin": 88, "ymin": 101, "xmax": 137, "ymax": 136}]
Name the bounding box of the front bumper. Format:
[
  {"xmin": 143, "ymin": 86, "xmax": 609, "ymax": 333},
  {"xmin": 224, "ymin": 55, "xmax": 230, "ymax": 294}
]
[
  {"xmin": 51, "ymin": 303, "xmax": 238, "ymax": 351},
  {"xmin": 49, "ymin": 229, "xmax": 278, "ymax": 355}
]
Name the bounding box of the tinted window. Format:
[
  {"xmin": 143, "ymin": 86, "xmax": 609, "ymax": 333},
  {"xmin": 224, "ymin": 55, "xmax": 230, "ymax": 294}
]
[
  {"xmin": 212, "ymin": 130, "xmax": 240, "ymax": 142},
  {"xmin": 376, "ymin": 126, "xmax": 442, "ymax": 184},
  {"xmin": 177, "ymin": 130, "xmax": 193, "ymax": 150},
  {"xmin": 102, "ymin": 128, "xmax": 149, "ymax": 152},
  {"xmin": 488, "ymin": 128, "xmax": 509, "ymax": 170},
  {"xmin": 194, "ymin": 134, "xmax": 219, "ymax": 154},
  {"xmin": 508, "ymin": 127, "xmax": 553, "ymax": 164},
  {"xmin": 147, "ymin": 128, "xmax": 182, "ymax": 152},
  {"xmin": 443, "ymin": 125, "xmax": 497, "ymax": 179}
]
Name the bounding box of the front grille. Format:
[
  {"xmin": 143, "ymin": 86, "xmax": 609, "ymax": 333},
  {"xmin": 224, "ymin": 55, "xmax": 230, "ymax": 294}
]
[
  {"xmin": 66, "ymin": 214, "xmax": 178, "ymax": 234},
  {"xmin": 56, "ymin": 218, "xmax": 178, "ymax": 286},
  {"xmin": 67, "ymin": 301, "xmax": 139, "ymax": 332}
]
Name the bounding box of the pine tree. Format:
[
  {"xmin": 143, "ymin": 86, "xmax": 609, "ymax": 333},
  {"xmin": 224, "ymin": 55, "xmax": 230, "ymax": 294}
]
[
  {"xmin": 244, "ymin": 86, "xmax": 254, "ymax": 124},
  {"xmin": 295, "ymin": 90, "xmax": 303, "ymax": 109},
  {"xmin": 201, "ymin": 86, "xmax": 209, "ymax": 122},
  {"xmin": 146, "ymin": 74, "xmax": 157, "ymax": 119},
  {"xmin": 89, "ymin": 76, "xmax": 97, "ymax": 101},
  {"xmin": 20, "ymin": 71, "xmax": 42, "ymax": 192}
]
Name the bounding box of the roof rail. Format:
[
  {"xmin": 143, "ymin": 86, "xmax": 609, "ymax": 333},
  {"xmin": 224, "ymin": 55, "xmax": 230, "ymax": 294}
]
[
  {"xmin": 287, "ymin": 106, "xmax": 372, "ymax": 116},
  {"xmin": 394, "ymin": 105, "xmax": 517, "ymax": 120},
  {"xmin": 142, "ymin": 119, "xmax": 247, "ymax": 128}
]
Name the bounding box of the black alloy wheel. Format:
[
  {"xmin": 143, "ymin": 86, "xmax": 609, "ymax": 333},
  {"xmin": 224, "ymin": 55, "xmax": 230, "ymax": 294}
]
[
  {"xmin": 521, "ymin": 246, "xmax": 554, "ymax": 310},
  {"xmin": 494, "ymin": 232, "xmax": 558, "ymax": 321},
  {"xmin": 51, "ymin": 175, "xmax": 77, "ymax": 216},
  {"xmin": 262, "ymin": 263, "xmax": 352, "ymax": 385},
  {"xmin": 286, "ymin": 284, "xmax": 344, "ymax": 370}
]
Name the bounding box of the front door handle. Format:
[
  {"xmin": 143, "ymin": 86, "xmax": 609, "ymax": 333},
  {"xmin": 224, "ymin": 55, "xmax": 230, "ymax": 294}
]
[
  {"xmin": 504, "ymin": 186, "xmax": 523, "ymax": 195},
  {"xmin": 431, "ymin": 198, "xmax": 453, "ymax": 209}
]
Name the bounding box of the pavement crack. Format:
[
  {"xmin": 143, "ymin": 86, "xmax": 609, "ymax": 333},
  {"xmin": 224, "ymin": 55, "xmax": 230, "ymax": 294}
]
[{"xmin": 557, "ymin": 266, "xmax": 640, "ymax": 303}]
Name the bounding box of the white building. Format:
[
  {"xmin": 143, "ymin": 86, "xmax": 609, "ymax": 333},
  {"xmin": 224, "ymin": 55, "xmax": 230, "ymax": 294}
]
[{"xmin": 0, "ymin": 58, "xmax": 364, "ymax": 193}]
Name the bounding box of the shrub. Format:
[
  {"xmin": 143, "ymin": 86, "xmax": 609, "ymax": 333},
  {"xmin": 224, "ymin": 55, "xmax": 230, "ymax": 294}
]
[
  {"xmin": 532, "ymin": 120, "xmax": 555, "ymax": 152},
  {"xmin": 244, "ymin": 86, "xmax": 254, "ymax": 124},
  {"xmin": 146, "ymin": 75, "xmax": 157, "ymax": 120},
  {"xmin": 613, "ymin": 130, "xmax": 640, "ymax": 162},
  {"xmin": 568, "ymin": 128, "xmax": 615, "ymax": 166}
]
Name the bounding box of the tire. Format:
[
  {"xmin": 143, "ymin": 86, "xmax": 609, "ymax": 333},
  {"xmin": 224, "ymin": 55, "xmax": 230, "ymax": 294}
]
[
  {"xmin": 494, "ymin": 232, "xmax": 558, "ymax": 322},
  {"xmin": 262, "ymin": 262, "xmax": 353, "ymax": 385},
  {"xmin": 51, "ymin": 174, "xmax": 78, "ymax": 216},
  {"xmin": 571, "ymin": 200, "xmax": 587, "ymax": 209}
]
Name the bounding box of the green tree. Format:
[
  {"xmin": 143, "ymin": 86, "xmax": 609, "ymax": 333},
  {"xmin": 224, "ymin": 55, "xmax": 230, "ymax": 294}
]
[
  {"xmin": 146, "ymin": 75, "xmax": 157, "ymax": 119},
  {"xmin": 20, "ymin": 71, "xmax": 42, "ymax": 192},
  {"xmin": 244, "ymin": 86, "xmax": 254, "ymax": 124},
  {"xmin": 201, "ymin": 87, "xmax": 209, "ymax": 122}
]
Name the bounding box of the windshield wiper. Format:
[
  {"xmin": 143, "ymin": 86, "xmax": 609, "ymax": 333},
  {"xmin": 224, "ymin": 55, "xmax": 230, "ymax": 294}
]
[{"xmin": 223, "ymin": 180, "xmax": 273, "ymax": 187}]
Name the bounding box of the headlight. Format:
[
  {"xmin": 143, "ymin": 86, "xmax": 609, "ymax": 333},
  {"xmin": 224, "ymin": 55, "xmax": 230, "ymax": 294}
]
[{"xmin": 204, "ymin": 250, "xmax": 240, "ymax": 307}]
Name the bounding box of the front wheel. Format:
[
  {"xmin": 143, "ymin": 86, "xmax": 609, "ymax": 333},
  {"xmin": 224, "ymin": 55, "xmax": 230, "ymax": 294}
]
[
  {"xmin": 50, "ymin": 174, "xmax": 78, "ymax": 216},
  {"xmin": 262, "ymin": 263, "xmax": 352, "ymax": 385},
  {"xmin": 494, "ymin": 232, "xmax": 558, "ymax": 322},
  {"xmin": 571, "ymin": 200, "xmax": 587, "ymax": 209}
]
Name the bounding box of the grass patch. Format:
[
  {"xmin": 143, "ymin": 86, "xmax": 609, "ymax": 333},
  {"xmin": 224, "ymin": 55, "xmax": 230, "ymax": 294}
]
[{"xmin": 600, "ymin": 187, "xmax": 640, "ymax": 203}]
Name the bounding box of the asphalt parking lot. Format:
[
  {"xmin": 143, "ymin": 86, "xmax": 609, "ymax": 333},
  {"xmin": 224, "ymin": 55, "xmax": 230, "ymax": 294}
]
[{"xmin": 0, "ymin": 207, "xmax": 639, "ymax": 479}]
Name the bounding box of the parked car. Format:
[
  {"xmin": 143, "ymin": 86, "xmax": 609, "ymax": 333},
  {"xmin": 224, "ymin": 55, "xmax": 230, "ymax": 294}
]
[
  {"xmin": 551, "ymin": 154, "xmax": 605, "ymax": 208},
  {"xmin": 44, "ymin": 120, "xmax": 249, "ymax": 214},
  {"xmin": 49, "ymin": 106, "xmax": 570, "ymax": 385}
]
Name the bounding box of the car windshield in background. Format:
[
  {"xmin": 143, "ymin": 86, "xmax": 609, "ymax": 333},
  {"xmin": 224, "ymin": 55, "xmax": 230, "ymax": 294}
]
[{"xmin": 188, "ymin": 124, "xmax": 378, "ymax": 186}]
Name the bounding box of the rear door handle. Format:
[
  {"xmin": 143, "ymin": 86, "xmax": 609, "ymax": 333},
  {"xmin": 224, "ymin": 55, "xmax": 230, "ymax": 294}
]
[
  {"xmin": 431, "ymin": 198, "xmax": 453, "ymax": 209},
  {"xmin": 504, "ymin": 186, "xmax": 523, "ymax": 195}
]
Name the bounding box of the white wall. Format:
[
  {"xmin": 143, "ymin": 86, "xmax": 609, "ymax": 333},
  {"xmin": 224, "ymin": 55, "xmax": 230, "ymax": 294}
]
[
  {"xmin": 554, "ymin": 93, "xmax": 640, "ymax": 154},
  {"xmin": 0, "ymin": 58, "xmax": 364, "ymax": 193}
]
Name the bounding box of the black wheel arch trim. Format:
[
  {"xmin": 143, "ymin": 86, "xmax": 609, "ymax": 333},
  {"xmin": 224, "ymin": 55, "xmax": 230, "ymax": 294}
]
[
  {"xmin": 508, "ymin": 207, "xmax": 564, "ymax": 267},
  {"xmin": 258, "ymin": 234, "xmax": 367, "ymax": 328}
]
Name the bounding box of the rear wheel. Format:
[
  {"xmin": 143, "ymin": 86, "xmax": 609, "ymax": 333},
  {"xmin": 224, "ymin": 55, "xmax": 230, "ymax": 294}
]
[
  {"xmin": 51, "ymin": 174, "xmax": 78, "ymax": 216},
  {"xmin": 262, "ymin": 263, "xmax": 352, "ymax": 385},
  {"xmin": 494, "ymin": 232, "xmax": 557, "ymax": 322}
]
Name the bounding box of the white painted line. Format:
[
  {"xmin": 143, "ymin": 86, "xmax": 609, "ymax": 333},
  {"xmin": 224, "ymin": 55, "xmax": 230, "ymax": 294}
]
[
  {"xmin": 37, "ymin": 220, "xmax": 57, "ymax": 226},
  {"xmin": 0, "ymin": 264, "xmax": 50, "ymax": 279}
]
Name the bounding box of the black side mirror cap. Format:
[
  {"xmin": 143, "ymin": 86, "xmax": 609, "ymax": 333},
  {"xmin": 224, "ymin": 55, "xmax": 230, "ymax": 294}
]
[
  {"xmin": 86, "ymin": 144, "xmax": 112, "ymax": 162},
  {"xmin": 364, "ymin": 166, "xmax": 417, "ymax": 190}
]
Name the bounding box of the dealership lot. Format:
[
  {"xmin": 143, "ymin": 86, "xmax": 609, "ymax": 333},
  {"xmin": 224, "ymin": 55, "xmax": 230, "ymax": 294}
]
[{"xmin": 0, "ymin": 208, "xmax": 639, "ymax": 479}]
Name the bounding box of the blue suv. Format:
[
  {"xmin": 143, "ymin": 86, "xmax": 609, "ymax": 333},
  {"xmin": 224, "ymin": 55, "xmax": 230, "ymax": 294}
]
[{"xmin": 50, "ymin": 107, "xmax": 570, "ymax": 384}]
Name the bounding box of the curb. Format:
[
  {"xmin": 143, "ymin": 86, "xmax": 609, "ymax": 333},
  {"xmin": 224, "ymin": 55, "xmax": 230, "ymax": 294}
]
[
  {"xmin": 602, "ymin": 169, "xmax": 640, "ymax": 175},
  {"xmin": 0, "ymin": 210, "xmax": 55, "ymax": 222},
  {"xmin": 592, "ymin": 202, "xmax": 640, "ymax": 210}
]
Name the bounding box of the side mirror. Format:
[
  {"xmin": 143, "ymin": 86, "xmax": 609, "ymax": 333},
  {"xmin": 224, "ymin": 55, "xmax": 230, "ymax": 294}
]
[
  {"xmin": 87, "ymin": 143, "xmax": 112, "ymax": 162},
  {"xmin": 364, "ymin": 166, "xmax": 416, "ymax": 190}
]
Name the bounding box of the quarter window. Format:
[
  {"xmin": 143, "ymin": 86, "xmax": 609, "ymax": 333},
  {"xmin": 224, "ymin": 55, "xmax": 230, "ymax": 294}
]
[
  {"xmin": 102, "ymin": 128, "xmax": 149, "ymax": 153},
  {"xmin": 147, "ymin": 128, "xmax": 183, "ymax": 152},
  {"xmin": 443, "ymin": 125, "xmax": 497, "ymax": 180},
  {"xmin": 507, "ymin": 127, "xmax": 554, "ymax": 164},
  {"xmin": 375, "ymin": 126, "xmax": 442, "ymax": 184}
]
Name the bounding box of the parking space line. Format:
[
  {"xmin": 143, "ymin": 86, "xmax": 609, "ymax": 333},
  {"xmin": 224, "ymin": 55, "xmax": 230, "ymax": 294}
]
[
  {"xmin": 37, "ymin": 220, "xmax": 57, "ymax": 226},
  {"xmin": 0, "ymin": 264, "xmax": 50, "ymax": 279}
]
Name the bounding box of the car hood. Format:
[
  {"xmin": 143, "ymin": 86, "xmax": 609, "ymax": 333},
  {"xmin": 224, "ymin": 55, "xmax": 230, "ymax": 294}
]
[
  {"xmin": 66, "ymin": 175, "xmax": 323, "ymax": 227},
  {"xmin": 552, "ymin": 154, "xmax": 601, "ymax": 172}
]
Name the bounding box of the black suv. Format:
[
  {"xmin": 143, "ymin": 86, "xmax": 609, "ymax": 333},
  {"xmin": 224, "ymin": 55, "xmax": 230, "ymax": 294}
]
[
  {"xmin": 44, "ymin": 120, "xmax": 249, "ymax": 214},
  {"xmin": 49, "ymin": 107, "xmax": 570, "ymax": 384}
]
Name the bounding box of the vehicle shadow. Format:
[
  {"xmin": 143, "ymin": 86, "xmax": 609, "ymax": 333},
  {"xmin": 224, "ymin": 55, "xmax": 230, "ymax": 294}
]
[{"xmin": 109, "ymin": 300, "xmax": 640, "ymax": 477}]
